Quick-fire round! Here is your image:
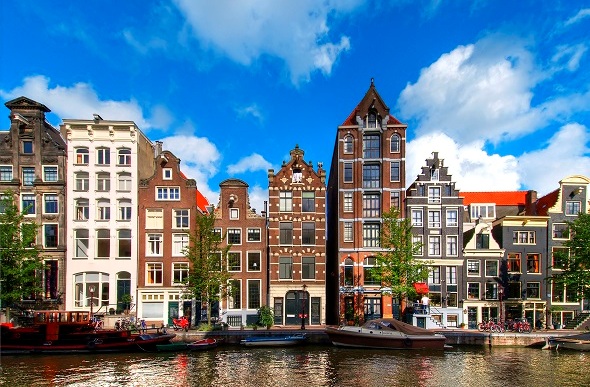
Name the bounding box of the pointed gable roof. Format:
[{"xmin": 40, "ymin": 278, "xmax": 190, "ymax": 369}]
[
  {"xmin": 5, "ymin": 96, "xmax": 51, "ymax": 113},
  {"xmin": 341, "ymin": 79, "xmax": 403, "ymax": 126}
]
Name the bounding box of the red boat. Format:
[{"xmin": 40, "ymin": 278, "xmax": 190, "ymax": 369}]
[
  {"xmin": 0, "ymin": 310, "xmax": 175, "ymax": 355},
  {"xmin": 187, "ymin": 338, "xmax": 218, "ymax": 351}
]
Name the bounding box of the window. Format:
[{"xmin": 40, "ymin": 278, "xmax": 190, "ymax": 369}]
[
  {"xmin": 485, "ymin": 282, "xmax": 498, "ymax": 300},
  {"xmin": 363, "ymin": 134, "xmax": 380, "ymax": 158},
  {"xmin": 344, "ymin": 258, "xmax": 354, "ymax": 286},
  {"xmin": 446, "ymin": 209, "xmax": 458, "ymax": 227},
  {"xmin": 507, "ymin": 253, "xmax": 521, "ymax": 273},
  {"xmin": 173, "ymin": 209, "xmax": 189, "ymax": 228},
  {"xmin": 343, "ymin": 162, "xmax": 353, "ymax": 182},
  {"xmin": 411, "ymin": 209, "xmax": 423, "ymax": 226},
  {"xmin": 43, "ymin": 166, "xmax": 58, "ymax": 182},
  {"xmin": 23, "ymin": 140, "xmax": 33, "ymax": 154},
  {"xmin": 447, "ymin": 266, "xmax": 457, "ymax": 284},
  {"xmin": 97, "ymin": 200, "xmax": 110, "ymax": 220},
  {"xmin": 228, "ymin": 279, "xmax": 241, "ymax": 309},
  {"xmin": 390, "ymin": 191, "xmax": 400, "ymax": 208},
  {"xmin": 343, "ymin": 192, "xmax": 353, "ymax": 212},
  {"xmin": 467, "ymin": 260, "xmax": 480, "ymax": 276},
  {"xmin": 0, "ymin": 166, "xmax": 13, "ymax": 181},
  {"xmin": 22, "ymin": 167, "xmax": 35, "ymax": 186},
  {"xmin": 146, "ymin": 263, "xmax": 163, "ymax": 285},
  {"xmin": 428, "ymin": 236, "xmax": 441, "ymax": 255},
  {"xmin": 118, "ymin": 200, "xmax": 132, "ymax": 221},
  {"xmin": 213, "ymin": 228, "xmax": 222, "ymax": 242},
  {"xmin": 75, "ymin": 199, "xmax": 89, "ymax": 220},
  {"xmin": 429, "ymin": 266, "xmax": 441, "ymax": 284},
  {"xmin": 44, "ymin": 224, "xmax": 58, "ymax": 248},
  {"xmin": 507, "ymin": 281, "xmax": 522, "ymax": 299},
  {"xmin": 117, "ymin": 173, "xmax": 132, "ymax": 191},
  {"xmin": 229, "ymin": 208, "xmax": 239, "ymax": 219},
  {"xmin": 156, "ymin": 187, "xmax": 180, "ymax": 200},
  {"xmin": 279, "ymin": 191, "xmax": 292, "ymax": 212},
  {"xmin": 527, "ymin": 282, "xmax": 540, "ymax": 299},
  {"xmin": 552, "ymin": 223, "xmax": 568, "ymax": 239},
  {"xmin": 280, "ymin": 222, "xmax": 293, "ymax": 245},
  {"xmin": 485, "ymin": 260, "xmax": 498, "ymax": 277},
  {"xmin": 173, "ymin": 263, "xmax": 189, "ymax": 284},
  {"xmin": 343, "ymin": 135, "xmax": 353, "ymax": 154},
  {"xmin": 147, "ymin": 234, "xmax": 163, "ymax": 256},
  {"xmin": 96, "ymin": 229, "xmax": 110, "ymax": 258},
  {"xmin": 446, "ymin": 236, "xmax": 458, "ymax": 256},
  {"xmin": 247, "ymin": 280, "xmax": 261, "ymax": 309},
  {"xmin": 527, "ymin": 253, "xmax": 540, "ymax": 273},
  {"xmin": 96, "ymin": 148, "xmax": 110, "ymax": 165},
  {"xmin": 428, "ymin": 187, "xmax": 441, "ymax": 203},
  {"xmin": 343, "ymin": 222, "xmax": 353, "ymax": 242},
  {"xmin": 302, "ymin": 222, "xmax": 315, "ymax": 245},
  {"xmin": 279, "ymin": 257, "xmax": 292, "ymax": 279},
  {"xmin": 363, "ymin": 223, "xmax": 380, "ymax": 247},
  {"xmin": 247, "ymin": 228, "xmax": 261, "ymax": 242},
  {"xmin": 163, "ymin": 168, "xmax": 172, "ymax": 180},
  {"xmin": 302, "ymin": 191, "xmax": 315, "ymax": 212},
  {"xmin": 22, "ymin": 194, "xmax": 36, "ymax": 215},
  {"xmin": 302, "ymin": 257, "xmax": 315, "ymax": 280},
  {"xmin": 247, "ymin": 252, "xmax": 261, "ymax": 271},
  {"xmin": 146, "ymin": 209, "xmax": 163, "ymax": 229},
  {"xmin": 118, "ymin": 229, "xmax": 132, "ymax": 258},
  {"xmin": 470, "ymin": 204, "xmax": 495, "ymax": 220},
  {"xmin": 390, "ymin": 161, "xmax": 400, "ymax": 182},
  {"xmin": 565, "ymin": 201, "xmax": 581, "ymax": 216},
  {"xmin": 390, "ymin": 134, "xmax": 400, "ymax": 153},
  {"xmin": 364, "ymin": 257, "xmax": 379, "ymax": 285},
  {"xmin": 467, "ymin": 283, "xmax": 480, "ymax": 300},
  {"xmin": 552, "ymin": 247, "xmax": 568, "ymax": 270},
  {"xmin": 412, "ymin": 235, "xmax": 423, "ymax": 255},
  {"xmin": 431, "ymin": 168, "xmax": 440, "ymax": 181},
  {"xmin": 228, "ymin": 252, "xmax": 241, "ymax": 271},
  {"xmin": 476, "ymin": 233, "xmax": 490, "ymax": 249},
  {"xmin": 428, "ymin": 210, "xmax": 441, "ymax": 228},
  {"xmin": 75, "ymin": 148, "xmax": 89, "ymax": 164},
  {"xmin": 44, "ymin": 194, "xmax": 58, "ymax": 214},
  {"xmin": 362, "ymin": 193, "xmax": 380, "ymax": 218},
  {"xmin": 513, "ymin": 231, "xmax": 535, "ymax": 244},
  {"xmin": 96, "ymin": 173, "xmax": 110, "ymax": 192},
  {"xmin": 172, "ymin": 233, "xmax": 189, "ymax": 256},
  {"xmin": 75, "ymin": 229, "xmax": 89, "ymax": 258},
  {"xmin": 75, "ymin": 172, "xmax": 89, "ymax": 191},
  {"xmin": 363, "ymin": 164, "xmax": 380, "ymax": 188},
  {"xmin": 366, "ymin": 112, "xmax": 380, "ymax": 128},
  {"xmin": 118, "ymin": 148, "xmax": 131, "ymax": 166},
  {"xmin": 227, "ymin": 228, "xmax": 241, "ymax": 244}
]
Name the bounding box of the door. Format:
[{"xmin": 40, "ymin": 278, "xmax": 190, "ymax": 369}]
[
  {"xmin": 468, "ymin": 307, "xmax": 478, "ymax": 329},
  {"xmin": 273, "ymin": 297, "xmax": 283, "ymax": 325},
  {"xmin": 168, "ymin": 302, "xmax": 179, "ymax": 326},
  {"xmin": 416, "ymin": 317, "xmax": 426, "ymax": 328},
  {"xmin": 310, "ymin": 297, "xmax": 320, "ymax": 325},
  {"xmin": 116, "ymin": 273, "xmax": 131, "ymax": 313},
  {"xmin": 285, "ymin": 290, "xmax": 308, "ymax": 326}
]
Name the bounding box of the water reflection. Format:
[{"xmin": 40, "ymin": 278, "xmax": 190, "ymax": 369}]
[{"xmin": 1, "ymin": 346, "xmax": 589, "ymax": 387}]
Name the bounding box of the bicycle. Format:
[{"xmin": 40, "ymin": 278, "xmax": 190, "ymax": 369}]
[{"xmin": 91, "ymin": 317, "xmax": 104, "ymax": 330}]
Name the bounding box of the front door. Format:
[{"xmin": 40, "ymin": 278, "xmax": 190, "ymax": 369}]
[
  {"xmin": 285, "ymin": 290, "xmax": 308, "ymax": 326},
  {"xmin": 168, "ymin": 302, "xmax": 179, "ymax": 326}
]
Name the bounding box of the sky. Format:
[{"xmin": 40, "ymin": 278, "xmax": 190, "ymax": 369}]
[{"xmin": 1, "ymin": 0, "xmax": 589, "ymax": 214}]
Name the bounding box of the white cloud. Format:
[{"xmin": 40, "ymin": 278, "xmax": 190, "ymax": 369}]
[
  {"xmin": 227, "ymin": 153, "xmax": 273, "ymax": 174},
  {"xmin": 234, "ymin": 103, "xmax": 264, "ymax": 124},
  {"xmin": 248, "ymin": 184, "xmax": 270, "ymax": 215},
  {"xmin": 171, "ymin": 0, "xmax": 361, "ymax": 84},
  {"xmin": 551, "ymin": 44, "xmax": 588, "ymax": 72},
  {"xmin": 564, "ymin": 8, "xmax": 590, "ymax": 27}
]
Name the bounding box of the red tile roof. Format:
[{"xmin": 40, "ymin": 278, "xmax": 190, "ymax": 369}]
[
  {"xmin": 196, "ymin": 189, "xmax": 210, "ymax": 213},
  {"xmin": 461, "ymin": 191, "xmax": 528, "ymax": 206},
  {"xmin": 535, "ymin": 189, "xmax": 559, "ymax": 216}
]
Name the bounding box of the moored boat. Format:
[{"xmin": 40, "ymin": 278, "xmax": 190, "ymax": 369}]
[
  {"xmin": 240, "ymin": 334, "xmax": 306, "ymax": 347},
  {"xmin": 156, "ymin": 342, "xmax": 189, "ymax": 352},
  {"xmin": 542, "ymin": 332, "xmax": 590, "ymax": 351},
  {"xmin": 187, "ymin": 337, "xmax": 218, "ymax": 351},
  {"xmin": 325, "ymin": 318, "xmax": 446, "ymax": 350},
  {"xmin": 0, "ymin": 310, "xmax": 175, "ymax": 355}
]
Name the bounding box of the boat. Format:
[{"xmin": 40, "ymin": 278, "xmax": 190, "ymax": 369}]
[
  {"xmin": 187, "ymin": 337, "xmax": 218, "ymax": 351},
  {"xmin": 325, "ymin": 318, "xmax": 447, "ymax": 350},
  {"xmin": 0, "ymin": 310, "xmax": 175, "ymax": 355},
  {"xmin": 240, "ymin": 334, "xmax": 306, "ymax": 347},
  {"xmin": 542, "ymin": 332, "xmax": 590, "ymax": 351},
  {"xmin": 156, "ymin": 342, "xmax": 189, "ymax": 352}
]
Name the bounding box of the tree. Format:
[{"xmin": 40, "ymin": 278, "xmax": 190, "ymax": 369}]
[
  {"xmin": 0, "ymin": 192, "xmax": 44, "ymax": 321},
  {"xmin": 374, "ymin": 206, "xmax": 430, "ymax": 318},
  {"xmin": 184, "ymin": 211, "xmax": 232, "ymax": 326},
  {"xmin": 550, "ymin": 212, "xmax": 590, "ymax": 301}
]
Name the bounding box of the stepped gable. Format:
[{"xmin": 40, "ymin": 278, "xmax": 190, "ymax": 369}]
[{"xmin": 340, "ymin": 79, "xmax": 403, "ymax": 126}]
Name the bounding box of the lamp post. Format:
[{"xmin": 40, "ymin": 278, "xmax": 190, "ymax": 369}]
[
  {"xmin": 498, "ymin": 286, "xmax": 504, "ymax": 324},
  {"xmin": 300, "ymin": 284, "xmax": 307, "ymax": 330},
  {"xmin": 89, "ymin": 285, "xmax": 96, "ymax": 317}
]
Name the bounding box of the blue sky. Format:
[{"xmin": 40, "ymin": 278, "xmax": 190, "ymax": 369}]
[{"xmin": 1, "ymin": 0, "xmax": 589, "ymax": 214}]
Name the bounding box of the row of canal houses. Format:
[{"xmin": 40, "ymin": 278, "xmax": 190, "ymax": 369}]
[{"xmin": 1, "ymin": 80, "xmax": 589, "ymax": 330}]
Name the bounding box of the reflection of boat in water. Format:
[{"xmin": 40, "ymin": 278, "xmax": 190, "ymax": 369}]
[
  {"xmin": 325, "ymin": 318, "xmax": 447, "ymax": 350},
  {"xmin": 0, "ymin": 310, "xmax": 175, "ymax": 355},
  {"xmin": 543, "ymin": 332, "xmax": 590, "ymax": 351},
  {"xmin": 241, "ymin": 334, "xmax": 306, "ymax": 347}
]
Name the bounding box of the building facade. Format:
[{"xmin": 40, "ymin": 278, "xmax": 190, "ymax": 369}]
[
  {"xmin": 1, "ymin": 97, "xmax": 67, "ymax": 308},
  {"xmin": 268, "ymin": 145, "xmax": 327, "ymax": 326}
]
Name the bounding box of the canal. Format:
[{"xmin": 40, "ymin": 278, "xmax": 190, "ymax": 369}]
[{"xmin": 1, "ymin": 345, "xmax": 588, "ymax": 387}]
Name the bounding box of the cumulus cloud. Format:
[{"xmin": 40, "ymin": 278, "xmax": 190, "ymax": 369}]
[
  {"xmin": 171, "ymin": 0, "xmax": 361, "ymax": 84},
  {"xmin": 227, "ymin": 153, "xmax": 273, "ymax": 174},
  {"xmin": 248, "ymin": 184, "xmax": 270, "ymax": 215}
]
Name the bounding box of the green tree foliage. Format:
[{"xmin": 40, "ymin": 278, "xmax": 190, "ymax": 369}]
[
  {"xmin": 375, "ymin": 207, "xmax": 430, "ymax": 308},
  {"xmin": 184, "ymin": 211, "xmax": 232, "ymax": 326},
  {"xmin": 0, "ymin": 192, "xmax": 44, "ymax": 318},
  {"xmin": 550, "ymin": 212, "xmax": 590, "ymax": 301}
]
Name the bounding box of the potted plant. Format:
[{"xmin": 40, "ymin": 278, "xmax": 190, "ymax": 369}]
[
  {"xmin": 109, "ymin": 308, "xmax": 115, "ymax": 315},
  {"xmin": 459, "ymin": 322, "xmax": 466, "ymax": 329},
  {"xmin": 120, "ymin": 294, "xmax": 132, "ymax": 314},
  {"xmin": 258, "ymin": 305, "xmax": 274, "ymax": 329}
]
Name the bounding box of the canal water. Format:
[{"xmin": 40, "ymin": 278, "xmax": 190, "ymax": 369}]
[{"xmin": 1, "ymin": 346, "xmax": 588, "ymax": 387}]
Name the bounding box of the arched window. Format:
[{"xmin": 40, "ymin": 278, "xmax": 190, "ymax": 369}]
[
  {"xmin": 118, "ymin": 148, "xmax": 131, "ymax": 166},
  {"xmin": 75, "ymin": 148, "xmax": 89, "ymax": 165},
  {"xmin": 344, "ymin": 257, "xmax": 354, "ymax": 286},
  {"xmin": 343, "ymin": 135, "xmax": 353, "ymax": 154},
  {"xmin": 390, "ymin": 133, "xmax": 400, "ymax": 153}
]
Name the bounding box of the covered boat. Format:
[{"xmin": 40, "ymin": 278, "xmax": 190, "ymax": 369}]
[
  {"xmin": 240, "ymin": 334, "xmax": 306, "ymax": 347},
  {"xmin": 543, "ymin": 332, "xmax": 590, "ymax": 351},
  {"xmin": 0, "ymin": 310, "xmax": 175, "ymax": 355},
  {"xmin": 325, "ymin": 318, "xmax": 446, "ymax": 350}
]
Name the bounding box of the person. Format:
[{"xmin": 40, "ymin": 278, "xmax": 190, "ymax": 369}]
[
  {"xmin": 140, "ymin": 319, "xmax": 147, "ymax": 333},
  {"xmin": 421, "ymin": 294, "xmax": 430, "ymax": 314}
]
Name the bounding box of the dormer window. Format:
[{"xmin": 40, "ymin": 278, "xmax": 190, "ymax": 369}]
[{"xmin": 366, "ymin": 111, "xmax": 380, "ymax": 128}]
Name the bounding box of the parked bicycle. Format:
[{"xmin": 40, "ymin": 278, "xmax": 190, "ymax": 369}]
[
  {"xmin": 478, "ymin": 319, "xmax": 504, "ymax": 332},
  {"xmin": 506, "ymin": 318, "xmax": 532, "ymax": 333}
]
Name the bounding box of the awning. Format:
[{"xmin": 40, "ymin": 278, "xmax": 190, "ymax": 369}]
[{"xmin": 413, "ymin": 282, "xmax": 429, "ymax": 294}]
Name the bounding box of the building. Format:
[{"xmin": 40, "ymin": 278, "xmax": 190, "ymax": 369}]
[
  {"xmin": 214, "ymin": 178, "xmax": 267, "ymax": 327},
  {"xmin": 406, "ymin": 152, "xmax": 464, "ymax": 328},
  {"xmin": 326, "ymin": 80, "xmax": 407, "ymax": 325},
  {"xmin": 137, "ymin": 143, "xmax": 200, "ymax": 326},
  {"xmin": 0, "ymin": 97, "xmax": 67, "ymax": 308},
  {"xmin": 60, "ymin": 116, "xmax": 154, "ymax": 313},
  {"xmin": 268, "ymin": 145, "xmax": 327, "ymax": 326}
]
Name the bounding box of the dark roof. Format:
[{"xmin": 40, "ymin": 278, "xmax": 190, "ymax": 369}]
[
  {"xmin": 5, "ymin": 96, "xmax": 51, "ymax": 113},
  {"xmin": 340, "ymin": 80, "xmax": 404, "ymax": 126}
]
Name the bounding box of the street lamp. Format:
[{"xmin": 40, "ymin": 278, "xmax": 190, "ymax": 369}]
[
  {"xmin": 498, "ymin": 286, "xmax": 504, "ymax": 324},
  {"xmin": 89, "ymin": 285, "xmax": 96, "ymax": 317},
  {"xmin": 300, "ymin": 284, "xmax": 307, "ymax": 330}
]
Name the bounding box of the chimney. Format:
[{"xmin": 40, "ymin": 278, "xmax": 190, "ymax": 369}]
[
  {"xmin": 525, "ymin": 190, "xmax": 537, "ymax": 215},
  {"xmin": 155, "ymin": 141, "xmax": 163, "ymax": 157}
]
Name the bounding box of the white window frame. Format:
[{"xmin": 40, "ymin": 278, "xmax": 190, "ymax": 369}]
[
  {"xmin": 146, "ymin": 262, "xmax": 163, "ymax": 285},
  {"xmin": 428, "ymin": 210, "xmax": 441, "ymax": 228},
  {"xmin": 230, "ymin": 208, "xmax": 239, "ymax": 220},
  {"xmin": 467, "ymin": 259, "xmax": 480, "ymax": 277},
  {"xmin": 173, "ymin": 209, "xmax": 189, "ymax": 229},
  {"xmin": 411, "ymin": 209, "xmax": 423, "ymax": 227},
  {"xmin": 343, "ymin": 192, "xmax": 353, "ymax": 212},
  {"xmin": 74, "ymin": 229, "xmax": 89, "ymax": 258},
  {"xmin": 247, "ymin": 228, "xmax": 261, "ymax": 242},
  {"xmin": 117, "ymin": 148, "xmax": 131, "ymax": 166},
  {"xmin": 0, "ymin": 165, "xmax": 13, "ymax": 181},
  {"xmin": 43, "ymin": 193, "xmax": 59, "ymax": 215},
  {"xmin": 227, "ymin": 228, "xmax": 241, "ymax": 245},
  {"xmin": 163, "ymin": 168, "xmax": 172, "ymax": 180},
  {"xmin": 390, "ymin": 160, "xmax": 400, "ymax": 182},
  {"xmin": 446, "ymin": 209, "xmax": 458, "ymax": 227},
  {"xmin": 42, "ymin": 165, "xmax": 58, "ymax": 182},
  {"xmin": 147, "ymin": 233, "xmax": 163, "ymax": 256},
  {"xmin": 247, "ymin": 251, "xmax": 261, "ymax": 271},
  {"xmin": 75, "ymin": 172, "xmax": 89, "ymax": 192},
  {"xmin": 146, "ymin": 208, "xmax": 164, "ymax": 229},
  {"xmin": 172, "ymin": 262, "xmax": 189, "ymax": 285},
  {"xmin": 470, "ymin": 203, "xmax": 496, "ymax": 220},
  {"xmin": 96, "ymin": 147, "xmax": 110, "ymax": 165},
  {"xmin": 97, "ymin": 200, "xmax": 111, "ymax": 221},
  {"xmin": 485, "ymin": 260, "xmax": 498, "ymax": 277},
  {"xmin": 279, "ymin": 191, "xmax": 293, "ymax": 212},
  {"xmin": 565, "ymin": 201, "xmax": 581, "ymax": 216},
  {"xmin": 75, "ymin": 198, "xmax": 89, "ymax": 221},
  {"xmin": 21, "ymin": 193, "xmax": 36, "ymax": 216},
  {"xmin": 428, "ymin": 186, "xmax": 441, "ymax": 203},
  {"xmin": 446, "ymin": 235, "xmax": 458, "ymax": 256},
  {"xmin": 117, "ymin": 173, "xmax": 132, "ymax": 192},
  {"xmin": 412, "ymin": 235, "xmax": 423, "ymax": 256},
  {"xmin": 75, "ymin": 148, "xmax": 89, "ymax": 165},
  {"xmin": 156, "ymin": 187, "xmax": 180, "ymax": 201},
  {"xmin": 172, "ymin": 233, "xmax": 189, "ymax": 256},
  {"xmin": 227, "ymin": 251, "xmax": 241, "ymax": 272},
  {"xmin": 43, "ymin": 223, "xmax": 58, "ymax": 248},
  {"xmin": 96, "ymin": 172, "xmax": 110, "ymax": 192},
  {"xmin": 390, "ymin": 133, "xmax": 400, "ymax": 153},
  {"xmin": 343, "ymin": 135, "xmax": 353, "ymax": 154},
  {"xmin": 118, "ymin": 200, "xmax": 132, "ymax": 221},
  {"xmin": 343, "ymin": 222, "xmax": 353, "ymax": 242},
  {"xmin": 428, "ymin": 235, "xmax": 441, "ymax": 256},
  {"xmin": 513, "ymin": 231, "xmax": 536, "ymax": 244}
]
